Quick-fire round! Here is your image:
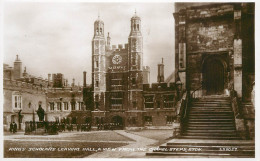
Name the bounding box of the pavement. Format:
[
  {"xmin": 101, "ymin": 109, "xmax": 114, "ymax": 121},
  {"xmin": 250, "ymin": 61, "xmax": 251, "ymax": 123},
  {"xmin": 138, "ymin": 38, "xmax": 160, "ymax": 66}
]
[{"xmin": 87, "ymin": 130, "xmax": 158, "ymax": 158}]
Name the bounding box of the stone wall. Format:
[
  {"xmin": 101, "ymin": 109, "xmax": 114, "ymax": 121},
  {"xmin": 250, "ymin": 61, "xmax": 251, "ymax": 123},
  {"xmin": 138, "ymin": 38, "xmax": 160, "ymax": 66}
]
[{"xmin": 3, "ymin": 79, "xmax": 47, "ymax": 131}]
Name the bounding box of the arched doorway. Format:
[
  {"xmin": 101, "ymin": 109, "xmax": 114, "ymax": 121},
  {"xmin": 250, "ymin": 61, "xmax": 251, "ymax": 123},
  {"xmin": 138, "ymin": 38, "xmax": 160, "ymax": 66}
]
[
  {"xmin": 203, "ymin": 58, "xmax": 225, "ymax": 95},
  {"xmin": 111, "ymin": 115, "xmax": 124, "ymax": 128}
]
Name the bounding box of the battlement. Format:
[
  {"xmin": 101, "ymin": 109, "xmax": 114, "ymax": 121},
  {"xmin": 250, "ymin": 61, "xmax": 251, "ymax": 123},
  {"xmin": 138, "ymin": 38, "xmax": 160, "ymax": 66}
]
[
  {"xmin": 143, "ymin": 66, "xmax": 150, "ymax": 71},
  {"xmin": 3, "ymin": 78, "xmax": 47, "ymax": 93},
  {"xmin": 46, "ymin": 86, "xmax": 83, "ymax": 93},
  {"xmin": 143, "ymin": 82, "xmax": 176, "ymax": 91},
  {"xmin": 111, "ymin": 43, "xmax": 128, "ymax": 51}
]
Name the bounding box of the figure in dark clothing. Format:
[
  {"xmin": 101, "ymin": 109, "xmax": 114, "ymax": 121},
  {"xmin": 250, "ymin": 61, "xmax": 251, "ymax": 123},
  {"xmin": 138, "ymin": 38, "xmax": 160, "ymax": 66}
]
[
  {"xmin": 37, "ymin": 105, "xmax": 45, "ymax": 121},
  {"xmin": 10, "ymin": 122, "xmax": 17, "ymax": 133}
]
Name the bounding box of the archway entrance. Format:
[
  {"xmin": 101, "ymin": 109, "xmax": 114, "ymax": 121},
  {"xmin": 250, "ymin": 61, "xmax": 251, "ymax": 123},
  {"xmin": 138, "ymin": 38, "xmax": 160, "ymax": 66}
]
[
  {"xmin": 203, "ymin": 58, "xmax": 224, "ymax": 95},
  {"xmin": 111, "ymin": 116, "xmax": 123, "ymax": 125}
]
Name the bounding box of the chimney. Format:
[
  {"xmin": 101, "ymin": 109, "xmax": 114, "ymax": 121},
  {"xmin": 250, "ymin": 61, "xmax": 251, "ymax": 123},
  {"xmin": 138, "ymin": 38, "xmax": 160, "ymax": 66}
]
[
  {"xmin": 157, "ymin": 58, "xmax": 164, "ymax": 83},
  {"xmin": 72, "ymin": 78, "xmax": 75, "ymax": 87},
  {"xmin": 13, "ymin": 55, "xmax": 22, "ymax": 80},
  {"xmin": 83, "ymin": 71, "xmax": 87, "ymax": 87}
]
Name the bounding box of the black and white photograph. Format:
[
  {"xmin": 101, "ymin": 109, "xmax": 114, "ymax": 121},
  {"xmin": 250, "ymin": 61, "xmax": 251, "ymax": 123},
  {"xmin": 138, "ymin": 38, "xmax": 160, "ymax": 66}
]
[{"xmin": 1, "ymin": 1, "xmax": 256, "ymax": 159}]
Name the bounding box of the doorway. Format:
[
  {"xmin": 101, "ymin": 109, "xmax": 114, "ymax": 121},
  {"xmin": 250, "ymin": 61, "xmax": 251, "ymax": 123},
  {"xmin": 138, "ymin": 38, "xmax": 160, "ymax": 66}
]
[{"xmin": 203, "ymin": 58, "xmax": 224, "ymax": 95}]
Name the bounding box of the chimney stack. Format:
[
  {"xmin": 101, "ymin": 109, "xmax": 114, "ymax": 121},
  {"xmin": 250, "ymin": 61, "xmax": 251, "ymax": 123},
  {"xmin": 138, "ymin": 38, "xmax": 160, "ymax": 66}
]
[
  {"xmin": 157, "ymin": 58, "xmax": 164, "ymax": 83},
  {"xmin": 72, "ymin": 78, "xmax": 75, "ymax": 87},
  {"xmin": 83, "ymin": 71, "xmax": 87, "ymax": 87}
]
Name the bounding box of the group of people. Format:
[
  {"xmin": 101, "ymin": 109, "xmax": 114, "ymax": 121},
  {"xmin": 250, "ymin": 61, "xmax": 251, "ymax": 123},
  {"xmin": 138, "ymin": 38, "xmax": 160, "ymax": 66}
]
[
  {"xmin": 97, "ymin": 123, "xmax": 123, "ymax": 130},
  {"xmin": 20, "ymin": 121, "xmax": 124, "ymax": 135},
  {"xmin": 9, "ymin": 122, "xmax": 17, "ymax": 133}
]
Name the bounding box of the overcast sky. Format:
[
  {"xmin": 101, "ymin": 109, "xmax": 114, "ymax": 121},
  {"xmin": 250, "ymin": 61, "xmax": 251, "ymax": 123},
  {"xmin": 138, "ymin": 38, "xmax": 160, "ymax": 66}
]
[{"xmin": 4, "ymin": 2, "xmax": 175, "ymax": 85}]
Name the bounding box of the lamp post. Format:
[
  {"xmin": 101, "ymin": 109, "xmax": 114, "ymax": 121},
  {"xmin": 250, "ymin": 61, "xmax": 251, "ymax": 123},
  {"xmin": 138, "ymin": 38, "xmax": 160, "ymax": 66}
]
[{"xmin": 176, "ymin": 80, "xmax": 183, "ymax": 100}]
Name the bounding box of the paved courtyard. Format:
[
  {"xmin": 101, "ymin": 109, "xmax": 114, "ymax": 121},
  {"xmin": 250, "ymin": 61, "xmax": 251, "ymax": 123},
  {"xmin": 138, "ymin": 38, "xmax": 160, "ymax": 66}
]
[{"xmin": 4, "ymin": 129, "xmax": 173, "ymax": 158}]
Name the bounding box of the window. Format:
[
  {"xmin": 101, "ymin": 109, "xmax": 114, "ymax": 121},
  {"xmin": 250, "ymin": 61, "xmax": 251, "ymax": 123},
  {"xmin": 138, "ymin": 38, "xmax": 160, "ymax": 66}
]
[
  {"xmin": 166, "ymin": 116, "xmax": 175, "ymax": 125},
  {"xmin": 64, "ymin": 102, "xmax": 68, "ymax": 110},
  {"xmin": 57, "ymin": 102, "xmax": 61, "ymax": 111},
  {"xmin": 71, "ymin": 102, "xmax": 76, "ymax": 111},
  {"xmin": 144, "ymin": 95, "xmax": 154, "ymax": 108},
  {"xmin": 96, "ymin": 81, "xmax": 99, "ymax": 87},
  {"xmin": 78, "ymin": 102, "xmax": 82, "ymax": 110},
  {"xmin": 157, "ymin": 101, "xmax": 160, "ymax": 108},
  {"xmin": 111, "ymin": 93, "xmax": 123, "ymax": 109},
  {"xmin": 100, "ymin": 28, "xmax": 102, "ymax": 34},
  {"xmin": 95, "ymin": 102, "xmax": 99, "ymax": 109},
  {"xmin": 144, "ymin": 116, "xmax": 152, "ymax": 125},
  {"xmin": 132, "ymin": 77, "xmax": 136, "ymax": 85},
  {"xmin": 132, "ymin": 55, "xmax": 136, "ymax": 65},
  {"xmin": 163, "ymin": 94, "xmax": 174, "ymax": 108},
  {"xmin": 137, "ymin": 24, "xmax": 139, "ymax": 30},
  {"xmin": 12, "ymin": 92, "xmax": 22, "ymax": 109},
  {"xmin": 132, "ymin": 101, "xmax": 137, "ymax": 109},
  {"xmin": 95, "ymin": 61, "xmax": 99, "ymax": 68},
  {"xmin": 50, "ymin": 102, "xmax": 54, "ymax": 111},
  {"xmin": 96, "ymin": 27, "xmax": 99, "ymax": 34}
]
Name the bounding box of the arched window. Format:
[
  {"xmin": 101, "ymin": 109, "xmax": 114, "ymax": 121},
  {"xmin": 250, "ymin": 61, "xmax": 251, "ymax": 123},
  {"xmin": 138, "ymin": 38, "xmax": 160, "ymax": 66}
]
[{"xmin": 96, "ymin": 27, "xmax": 99, "ymax": 34}]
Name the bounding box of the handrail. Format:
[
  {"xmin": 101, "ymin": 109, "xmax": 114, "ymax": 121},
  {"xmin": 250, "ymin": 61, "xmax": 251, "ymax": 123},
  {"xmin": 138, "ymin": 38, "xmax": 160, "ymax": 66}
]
[{"xmin": 190, "ymin": 83, "xmax": 204, "ymax": 99}]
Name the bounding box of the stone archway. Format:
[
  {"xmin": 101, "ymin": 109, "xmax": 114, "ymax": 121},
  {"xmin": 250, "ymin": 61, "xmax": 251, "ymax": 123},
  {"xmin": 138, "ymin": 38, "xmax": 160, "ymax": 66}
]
[
  {"xmin": 202, "ymin": 57, "xmax": 226, "ymax": 95},
  {"xmin": 111, "ymin": 115, "xmax": 124, "ymax": 126}
]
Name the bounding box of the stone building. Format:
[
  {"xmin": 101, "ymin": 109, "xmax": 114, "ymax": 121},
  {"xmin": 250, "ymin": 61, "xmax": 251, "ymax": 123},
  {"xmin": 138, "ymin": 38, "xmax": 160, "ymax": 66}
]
[
  {"xmin": 91, "ymin": 13, "xmax": 178, "ymax": 128},
  {"xmin": 3, "ymin": 79, "xmax": 47, "ymax": 131},
  {"xmin": 174, "ymin": 2, "xmax": 254, "ymax": 138}
]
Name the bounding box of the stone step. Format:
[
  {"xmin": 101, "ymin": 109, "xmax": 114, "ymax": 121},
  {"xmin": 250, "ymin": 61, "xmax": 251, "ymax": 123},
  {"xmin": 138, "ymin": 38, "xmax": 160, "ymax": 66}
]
[
  {"xmin": 186, "ymin": 127, "xmax": 236, "ymax": 130},
  {"xmin": 182, "ymin": 132, "xmax": 237, "ymax": 136},
  {"xmin": 189, "ymin": 113, "xmax": 233, "ymax": 116},
  {"xmin": 191, "ymin": 107, "xmax": 231, "ymax": 109},
  {"xmin": 178, "ymin": 136, "xmax": 241, "ymax": 140},
  {"xmin": 185, "ymin": 129, "xmax": 236, "ymax": 133},
  {"xmin": 188, "ymin": 119, "xmax": 234, "ymax": 122},
  {"xmin": 189, "ymin": 116, "xmax": 233, "ymax": 119},
  {"xmin": 186, "ymin": 122, "xmax": 235, "ymax": 126},
  {"xmin": 190, "ymin": 111, "xmax": 233, "ymax": 114},
  {"xmin": 192, "ymin": 104, "xmax": 231, "ymax": 107},
  {"xmin": 190, "ymin": 108, "xmax": 232, "ymax": 111}
]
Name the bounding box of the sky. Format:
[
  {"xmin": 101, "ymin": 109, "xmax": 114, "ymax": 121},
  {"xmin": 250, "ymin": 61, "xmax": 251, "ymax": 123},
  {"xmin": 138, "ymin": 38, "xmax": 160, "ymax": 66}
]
[{"xmin": 3, "ymin": 2, "xmax": 175, "ymax": 85}]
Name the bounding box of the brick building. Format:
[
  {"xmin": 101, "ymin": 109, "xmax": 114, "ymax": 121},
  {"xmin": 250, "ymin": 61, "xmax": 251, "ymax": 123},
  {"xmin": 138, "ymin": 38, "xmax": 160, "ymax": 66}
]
[{"xmin": 91, "ymin": 13, "xmax": 178, "ymax": 128}]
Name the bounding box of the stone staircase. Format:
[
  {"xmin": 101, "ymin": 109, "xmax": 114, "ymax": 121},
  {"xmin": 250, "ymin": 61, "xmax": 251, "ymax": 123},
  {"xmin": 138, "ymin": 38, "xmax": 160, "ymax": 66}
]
[
  {"xmin": 146, "ymin": 96, "xmax": 255, "ymax": 158},
  {"xmin": 179, "ymin": 96, "xmax": 240, "ymax": 140}
]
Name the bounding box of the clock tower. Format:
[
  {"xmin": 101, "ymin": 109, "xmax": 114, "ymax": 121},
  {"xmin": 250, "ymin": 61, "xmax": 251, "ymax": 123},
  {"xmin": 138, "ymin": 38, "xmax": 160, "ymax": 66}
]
[
  {"xmin": 92, "ymin": 16, "xmax": 106, "ymax": 110},
  {"xmin": 128, "ymin": 12, "xmax": 143, "ymax": 111}
]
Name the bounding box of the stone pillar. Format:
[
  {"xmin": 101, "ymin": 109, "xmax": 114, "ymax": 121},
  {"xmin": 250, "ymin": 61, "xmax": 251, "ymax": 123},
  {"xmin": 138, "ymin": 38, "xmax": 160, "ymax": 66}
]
[
  {"xmin": 234, "ymin": 39, "xmax": 242, "ymax": 97},
  {"xmin": 233, "ymin": 6, "xmax": 242, "ymax": 97},
  {"xmin": 175, "ymin": 13, "xmax": 186, "ymax": 89}
]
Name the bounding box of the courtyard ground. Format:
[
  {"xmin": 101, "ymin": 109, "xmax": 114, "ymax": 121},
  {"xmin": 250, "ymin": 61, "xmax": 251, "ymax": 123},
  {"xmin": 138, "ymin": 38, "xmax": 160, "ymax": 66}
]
[{"xmin": 4, "ymin": 129, "xmax": 173, "ymax": 158}]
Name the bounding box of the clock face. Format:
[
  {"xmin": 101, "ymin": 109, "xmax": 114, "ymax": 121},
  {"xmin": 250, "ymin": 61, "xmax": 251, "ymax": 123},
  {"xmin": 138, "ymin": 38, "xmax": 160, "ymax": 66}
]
[{"xmin": 112, "ymin": 55, "xmax": 122, "ymax": 64}]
